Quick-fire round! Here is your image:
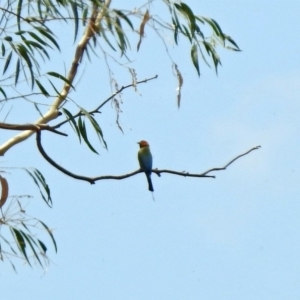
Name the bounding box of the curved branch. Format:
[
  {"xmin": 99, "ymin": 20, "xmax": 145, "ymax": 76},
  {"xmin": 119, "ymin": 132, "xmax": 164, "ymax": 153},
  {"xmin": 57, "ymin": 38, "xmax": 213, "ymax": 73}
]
[
  {"xmin": 36, "ymin": 130, "xmax": 261, "ymax": 184},
  {"xmin": 36, "ymin": 130, "xmax": 95, "ymax": 184}
]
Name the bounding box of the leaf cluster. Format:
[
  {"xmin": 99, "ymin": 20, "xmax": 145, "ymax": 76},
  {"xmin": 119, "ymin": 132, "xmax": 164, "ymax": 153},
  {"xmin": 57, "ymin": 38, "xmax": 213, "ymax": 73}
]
[
  {"xmin": 171, "ymin": 2, "xmax": 240, "ymax": 75},
  {"xmin": 0, "ymin": 169, "xmax": 56, "ymax": 270}
]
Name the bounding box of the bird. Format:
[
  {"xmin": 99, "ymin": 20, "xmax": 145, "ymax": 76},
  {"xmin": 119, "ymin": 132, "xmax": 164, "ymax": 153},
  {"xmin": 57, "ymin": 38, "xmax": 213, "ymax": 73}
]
[{"xmin": 137, "ymin": 140, "xmax": 154, "ymax": 192}]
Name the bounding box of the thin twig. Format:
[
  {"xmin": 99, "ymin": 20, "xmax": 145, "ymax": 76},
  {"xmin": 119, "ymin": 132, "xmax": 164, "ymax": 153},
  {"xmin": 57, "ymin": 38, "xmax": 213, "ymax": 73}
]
[
  {"xmin": 53, "ymin": 74, "xmax": 158, "ymax": 129},
  {"xmin": 152, "ymin": 169, "xmax": 215, "ymax": 178},
  {"xmin": 201, "ymin": 146, "xmax": 261, "ymax": 175},
  {"xmin": 0, "ymin": 7, "xmax": 28, "ymax": 22}
]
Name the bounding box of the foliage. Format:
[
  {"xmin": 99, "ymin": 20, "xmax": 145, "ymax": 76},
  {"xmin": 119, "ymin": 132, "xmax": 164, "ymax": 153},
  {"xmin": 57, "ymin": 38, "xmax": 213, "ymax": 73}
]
[
  {"xmin": 0, "ymin": 169, "xmax": 56, "ymax": 270},
  {"xmin": 0, "ymin": 0, "xmax": 239, "ymax": 269}
]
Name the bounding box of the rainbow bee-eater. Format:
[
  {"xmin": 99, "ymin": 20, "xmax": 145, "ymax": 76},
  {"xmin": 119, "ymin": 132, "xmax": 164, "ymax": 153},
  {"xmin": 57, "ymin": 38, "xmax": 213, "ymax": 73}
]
[{"xmin": 137, "ymin": 140, "xmax": 154, "ymax": 192}]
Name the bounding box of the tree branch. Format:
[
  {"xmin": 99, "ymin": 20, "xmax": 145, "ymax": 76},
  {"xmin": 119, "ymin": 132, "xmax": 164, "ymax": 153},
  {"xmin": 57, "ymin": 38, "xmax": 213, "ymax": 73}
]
[
  {"xmin": 155, "ymin": 146, "xmax": 261, "ymax": 177},
  {"xmin": 0, "ymin": 0, "xmax": 111, "ymax": 156},
  {"xmin": 0, "ymin": 7, "xmax": 28, "ymax": 22},
  {"xmin": 0, "ymin": 122, "xmax": 67, "ymax": 136},
  {"xmin": 201, "ymin": 146, "xmax": 261, "ymax": 175},
  {"xmin": 36, "ymin": 130, "xmax": 261, "ymax": 185},
  {"xmin": 53, "ymin": 74, "xmax": 158, "ymax": 129},
  {"xmin": 36, "ymin": 130, "xmax": 96, "ymax": 184}
]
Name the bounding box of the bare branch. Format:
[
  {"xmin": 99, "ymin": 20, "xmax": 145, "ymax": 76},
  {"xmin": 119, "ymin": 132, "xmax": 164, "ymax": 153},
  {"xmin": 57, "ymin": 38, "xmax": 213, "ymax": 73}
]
[
  {"xmin": 53, "ymin": 74, "xmax": 158, "ymax": 129},
  {"xmin": 36, "ymin": 130, "xmax": 261, "ymax": 185},
  {"xmin": 152, "ymin": 169, "xmax": 215, "ymax": 178},
  {"xmin": 201, "ymin": 146, "xmax": 261, "ymax": 175}
]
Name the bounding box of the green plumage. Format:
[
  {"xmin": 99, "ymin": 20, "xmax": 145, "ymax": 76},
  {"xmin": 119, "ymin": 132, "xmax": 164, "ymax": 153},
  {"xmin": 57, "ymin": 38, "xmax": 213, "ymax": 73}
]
[{"xmin": 138, "ymin": 143, "xmax": 154, "ymax": 192}]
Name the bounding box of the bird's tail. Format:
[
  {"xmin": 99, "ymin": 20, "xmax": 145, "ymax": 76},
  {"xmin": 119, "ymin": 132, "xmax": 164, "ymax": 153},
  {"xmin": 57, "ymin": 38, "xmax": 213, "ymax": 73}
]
[{"xmin": 146, "ymin": 173, "xmax": 154, "ymax": 192}]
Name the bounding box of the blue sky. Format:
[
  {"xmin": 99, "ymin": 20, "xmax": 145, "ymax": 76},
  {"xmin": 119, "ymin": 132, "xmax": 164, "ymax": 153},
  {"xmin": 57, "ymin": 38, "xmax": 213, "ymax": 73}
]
[{"xmin": 1, "ymin": 0, "xmax": 300, "ymax": 299}]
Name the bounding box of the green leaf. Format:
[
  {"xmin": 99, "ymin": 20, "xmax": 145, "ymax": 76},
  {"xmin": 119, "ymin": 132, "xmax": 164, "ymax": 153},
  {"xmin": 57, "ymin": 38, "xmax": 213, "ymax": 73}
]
[
  {"xmin": 202, "ymin": 41, "xmax": 221, "ymax": 73},
  {"xmin": 174, "ymin": 2, "xmax": 196, "ymax": 37},
  {"xmin": 38, "ymin": 220, "xmax": 57, "ymax": 253},
  {"xmin": 172, "ymin": 9, "xmax": 182, "ymax": 45},
  {"xmin": 24, "ymin": 168, "xmax": 52, "ymax": 207},
  {"xmin": 225, "ymin": 46, "xmax": 241, "ymax": 52},
  {"xmin": 3, "ymin": 51, "xmax": 13, "ymax": 74},
  {"xmin": 19, "ymin": 230, "xmax": 43, "ymax": 267},
  {"xmin": 28, "ymin": 31, "xmax": 51, "ymax": 48},
  {"xmin": 4, "ymin": 36, "xmax": 13, "ymax": 42},
  {"xmin": 105, "ymin": 13, "xmax": 114, "ymax": 33},
  {"xmin": 90, "ymin": 115, "xmax": 107, "ymax": 149},
  {"xmin": 173, "ymin": 24, "xmax": 179, "ymax": 45},
  {"xmin": 114, "ymin": 10, "xmax": 134, "ymax": 31},
  {"xmin": 211, "ymin": 51, "xmax": 221, "ymax": 74},
  {"xmin": 45, "ymin": 0, "xmax": 65, "ymax": 19},
  {"xmin": 191, "ymin": 44, "xmax": 200, "ymax": 76},
  {"xmin": 70, "ymin": 0, "xmax": 79, "ymax": 42},
  {"xmin": 24, "ymin": 40, "xmax": 49, "ymax": 59},
  {"xmin": 195, "ymin": 15, "xmax": 204, "ymax": 24},
  {"xmin": 173, "ymin": 8, "xmax": 183, "ymax": 31},
  {"xmin": 182, "ymin": 24, "xmax": 192, "ymax": 43},
  {"xmin": 78, "ymin": 116, "xmax": 99, "ymax": 154},
  {"xmin": 174, "ymin": 3, "xmax": 184, "ymax": 15},
  {"xmin": 81, "ymin": 108, "xmax": 107, "ymax": 148},
  {"xmin": 211, "ymin": 18, "xmax": 224, "ymax": 37},
  {"xmin": 47, "ymin": 72, "xmax": 74, "ymax": 89},
  {"xmin": 62, "ymin": 108, "xmax": 81, "ymax": 142},
  {"xmin": 48, "ymin": 79, "xmax": 62, "ymax": 96},
  {"xmin": 34, "ymin": 26, "xmax": 60, "ymax": 51},
  {"xmin": 11, "ymin": 227, "xmax": 31, "ymax": 266},
  {"xmin": 82, "ymin": 7, "xmax": 88, "ymax": 26},
  {"xmin": 37, "ymin": 0, "xmax": 43, "ymax": 21},
  {"xmin": 180, "ymin": 2, "xmax": 196, "ymax": 35},
  {"xmin": 33, "ymin": 169, "xmax": 52, "ymax": 204},
  {"xmin": 17, "ymin": 0, "xmax": 23, "ymax": 31},
  {"xmin": 15, "ymin": 59, "xmax": 20, "ymax": 85},
  {"xmin": 37, "ymin": 239, "xmax": 47, "ymax": 253},
  {"xmin": 17, "ymin": 44, "xmax": 32, "ymax": 68},
  {"xmin": 14, "ymin": 30, "xmax": 27, "ymax": 36},
  {"xmin": 99, "ymin": 27, "xmax": 117, "ymax": 51},
  {"xmin": 114, "ymin": 17, "xmax": 127, "ymax": 55},
  {"xmin": 203, "ymin": 17, "xmax": 224, "ymax": 38},
  {"xmin": 203, "ymin": 40, "xmax": 212, "ymax": 55},
  {"xmin": 194, "ymin": 23, "xmax": 204, "ymax": 39},
  {"xmin": 1, "ymin": 43, "xmax": 5, "ymax": 56},
  {"xmin": 21, "ymin": 221, "xmax": 31, "ymax": 232},
  {"xmin": 224, "ymin": 35, "xmax": 240, "ymax": 50},
  {"xmin": 0, "ymin": 87, "xmax": 7, "ymax": 99},
  {"xmin": 35, "ymin": 79, "xmax": 50, "ymax": 97},
  {"xmin": 17, "ymin": 44, "xmax": 35, "ymax": 88},
  {"xmin": 85, "ymin": 43, "xmax": 92, "ymax": 61}
]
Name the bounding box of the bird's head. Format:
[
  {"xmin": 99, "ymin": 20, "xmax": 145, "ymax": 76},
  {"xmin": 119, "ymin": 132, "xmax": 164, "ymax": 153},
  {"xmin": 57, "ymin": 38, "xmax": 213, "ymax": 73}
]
[{"xmin": 138, "ymin": 140, "xmax": 149, "ymax": 148}]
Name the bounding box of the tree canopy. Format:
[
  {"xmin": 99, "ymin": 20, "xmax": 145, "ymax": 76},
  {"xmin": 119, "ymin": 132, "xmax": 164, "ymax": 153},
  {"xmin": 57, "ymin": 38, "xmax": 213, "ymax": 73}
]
[{"xmin": 0, "ymin": 0, "xmax": 247, "ymax": 269}]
